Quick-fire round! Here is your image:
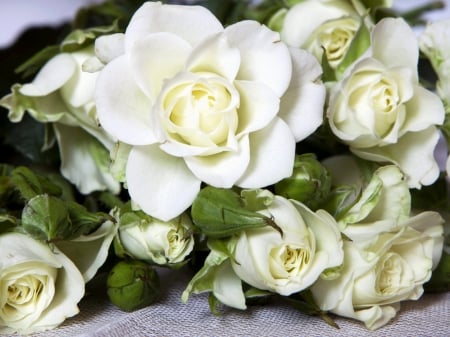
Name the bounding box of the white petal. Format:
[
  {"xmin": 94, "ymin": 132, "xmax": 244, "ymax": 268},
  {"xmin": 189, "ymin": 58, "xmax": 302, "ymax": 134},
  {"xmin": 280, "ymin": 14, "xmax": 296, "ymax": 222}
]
[
  {"xmin": 60, "ymin": 47, "xmax": 98, "ymax": 108},
  {"xmin": 224, "ymin": 20, "xmax": 292, "ymax": 96},
  {"xmin": 130, "ymin": 32, "xmax": 191, "ymax": 100},
  {"xmin": 234, "ymin": 80, "xmax": 280, "ymax": 135},
  {"xmin": 184, "ymin": 135, "xmax": 250, "ymax": 188},
  {"xmin": 186, "ymin": 33, "xmax": 240, "ymax": 81},
  {"xmin": 20, "ymin": 54, "xmax": 76, "ymax": 96},
  {"xmin": 371, "ymin": 18, "xmax": 418, "ymax": 76},
  {"xmin": 125, "ymin": 2, "xmax": 223, "ymax": 51},
  {"xmin": 402, "ymin": 85, "xmax": 445, "ymax": 132},
  {"xmin": 95, "ymin": 33, "xmax": 125, "ymax": 64},
  {"xmin": 126, "ymin": 145, "xmax": 201, "ymax": 221},
  {"xmin": 55, "ymin": 220, "xmax": 118, "ymax": 282},
  {"xmin": 352, "ymin": 127, "xmax": 441, "ymax": 188},
  {"xmin": 95, "ymin": 55, "xmax": 156, "ymax": 145},
  {"xmin": 279, "ymin": 48, "xmax": 325, "ymax": 141},
  {"xmin": 213, "ymin": 260, "xmax": 247, "ymax": 310},
  {"xmin": 237, "ymin": 118, "xmax": 295, "ymax": 188},
  {"xmin": 54, "ymin": 124, "xmax": 120, "ymax": 194}
]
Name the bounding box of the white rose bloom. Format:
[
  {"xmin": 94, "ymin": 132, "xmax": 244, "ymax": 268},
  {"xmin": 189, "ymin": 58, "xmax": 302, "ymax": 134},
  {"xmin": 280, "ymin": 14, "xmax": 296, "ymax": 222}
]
[
  {"xmin": 327, "ymin": 18, "xmax": 445, "ymax": 188},
  {"xmin": 0, "ymin": 46, "xmax": 120, "ymax": 195},
  {"xmin": 311, "ymin": 211, "xmax": 444, "ymax": 330},
  {"xmin": 280, "ymin": 0, "xmax": 363, "ymax": 69},
  {"xmin": 95, "ymin": 2, "xmax": 326, "ymax": 221},
  {"xmin": 0, "ymin": 232, "xmax": 84, "ymax": 335},
  {"xmin": 119, "ymin": 213, "xmax": 194, "ymax": 265},
  {"xmin": 231, "ymin": 196, "xmax": 343, "ymax": 296},
  {"xmin": 419, "ymin": 18, "xmax": 450, "ymax": 107}
]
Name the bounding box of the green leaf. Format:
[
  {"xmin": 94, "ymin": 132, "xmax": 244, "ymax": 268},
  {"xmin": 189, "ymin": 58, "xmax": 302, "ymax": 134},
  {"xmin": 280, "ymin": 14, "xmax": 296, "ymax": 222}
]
[
  {"xmin": 21, "ymin": 194, "xmax": 71, "ymax": 241},
  {"xmin": 191, "ymin": 186, "xmax": 275, "ymax": 238},
  {"xmin": 11, "ymin": 166, "xmax": 62, "ymax": 201},
  {"xmin": 65, "ymin": 200, "xmax": 113, "ymax": 238}
]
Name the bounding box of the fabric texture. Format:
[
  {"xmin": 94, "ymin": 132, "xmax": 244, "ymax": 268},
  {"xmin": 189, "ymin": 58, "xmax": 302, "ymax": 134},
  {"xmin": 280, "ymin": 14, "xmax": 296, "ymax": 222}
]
[{"xmin": 18, "ymin": 267, "xmax": 450, "ymax": 337}]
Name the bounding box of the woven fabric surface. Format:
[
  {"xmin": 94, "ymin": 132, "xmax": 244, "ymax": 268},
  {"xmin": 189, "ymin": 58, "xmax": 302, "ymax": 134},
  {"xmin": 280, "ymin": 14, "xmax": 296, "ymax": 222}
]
[{"xmin": 14, "ymin": 267, "xmax": 449, "ymax": 337}]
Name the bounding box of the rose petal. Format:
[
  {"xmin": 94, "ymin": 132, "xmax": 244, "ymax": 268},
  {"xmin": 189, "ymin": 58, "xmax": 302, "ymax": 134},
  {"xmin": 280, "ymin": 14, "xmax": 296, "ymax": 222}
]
[
  {"xmin": 279, "ymin": 48, "xmax": 325, "ymax": 141},
  {"xmin": 20, "ymin": 54, "xmax": 76, "ymax": 97},
  {"xmin": 125, "ymin": 2, "xmax": 223, "ymax": 51},
  {"xmin": 95, "ymin": 55, "xmax": 156, "ymax": 145},
  {"xmin": 352, "ymin": 126, "xmax": 441, "ymax": 188},
  {"xmin": 402, "ymin": 85, "xmax": 445, "ymax": 133},
  {"xmin": 60, "ymin": 47, "xmax": 98, "ymax": 108},
  {"xmin": 237, "ymin": 118, "xmax": 295, "ymax": 188},
  {"xmin": 186, "ymin": 33, "xmax": 241, "ymax": 81},
  {"xmin": 224, "ymin": 20, "xmax": 292, "ymax": 96},
  {"xmin": 213, "ymin": 261, "xmax": 247, "ymax": 310},
  {"xmin": 184, "ymin": 135, "xmax": 250, "ymax": 188},
  {"xmin": 53, "ymin": 123, "xmax": 120, "ymax": 194},
  {"xmin": 95, "ymin": 33, "xmax": 125, "ymax": 64},
  {"xmin": 371, "ymin": 18, "xmax": 418, "ymax": 76},
  {"xmin": 126, "ymin": 144, "xmax": 201, "ymax": 221},
  {"xmin": 55, "ymin": 220, "xmax": 118, "ymax": 282},
  {"xmin": 234, "ymin": 80, "xmax": 280, "ymax": 136},
  {"xmin": 130, "ymin": 32, "xmax": 192, "ymax": 100}
]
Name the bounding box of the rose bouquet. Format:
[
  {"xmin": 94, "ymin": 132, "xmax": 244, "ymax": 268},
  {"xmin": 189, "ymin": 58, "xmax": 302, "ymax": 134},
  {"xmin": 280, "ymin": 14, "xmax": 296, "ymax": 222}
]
[{"xmin": 0, "ymin": 0, "xmax": 449, "ymax": 335}]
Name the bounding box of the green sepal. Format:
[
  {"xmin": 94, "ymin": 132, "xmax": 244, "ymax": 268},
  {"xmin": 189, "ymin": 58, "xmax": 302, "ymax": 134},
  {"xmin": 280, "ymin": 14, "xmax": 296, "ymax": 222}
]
[{"xmin": 191, "ymin": 186, "xmax": 277, "ymax": 238}]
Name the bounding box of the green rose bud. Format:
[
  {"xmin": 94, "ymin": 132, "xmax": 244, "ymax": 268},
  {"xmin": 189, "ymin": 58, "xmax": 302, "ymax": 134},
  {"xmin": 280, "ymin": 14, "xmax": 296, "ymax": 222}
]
[
  {"xmin": 106, "ymin": 260, "xmax": 160, "ymax": 312},
  {"xmin": 274, "ymin": 154, "xmax": 331, "ymax": 210}
]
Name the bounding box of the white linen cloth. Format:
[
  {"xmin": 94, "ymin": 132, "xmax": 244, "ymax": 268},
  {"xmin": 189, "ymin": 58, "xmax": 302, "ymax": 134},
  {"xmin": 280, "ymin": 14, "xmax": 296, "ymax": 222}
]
[{"xmin": 23, "ymin": 267, "xmax": 450, "ymax": 337}]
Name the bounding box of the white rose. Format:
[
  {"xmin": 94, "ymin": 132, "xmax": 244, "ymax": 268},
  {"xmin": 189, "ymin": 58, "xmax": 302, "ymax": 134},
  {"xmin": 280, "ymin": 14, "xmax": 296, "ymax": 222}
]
[
  {"xmin": 0, "ymin": 232, "xmax": 84, "ymax": 335},
  {"xmin": 95, "ymin": 2, "xmax": 325, "ymax": 221},
  {"xmin": 0, "ymin": 46, "xmax": 119, "ymax": 194},
  {"xmin": 327, "ymin": 18, "xmax": 445, "ymax": 188},
  {"xmin": 231, "ymin": 195, "xmax": 343, "ymax": 296},
  {"xmin": 118, "ymin": 212, "xmax": 194, "ymax": 265},
  {"xmin": 280, "ymin": 0, "xmax": 364, "ymax": 69},
  {"xmin": 419, "ymin": 18, "xmax": 450, "ymax": 107},
  {"xmin": 311, "ymin": 211, "xmax": 444, "ymax": 330}
]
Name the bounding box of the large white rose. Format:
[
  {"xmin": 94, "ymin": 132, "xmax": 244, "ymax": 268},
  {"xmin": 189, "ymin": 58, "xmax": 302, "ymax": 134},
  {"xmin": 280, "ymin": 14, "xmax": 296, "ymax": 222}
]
[
  {"xmin": 231, "ymin": 195, "xmax": 343, "ymax": 296},
  {"xmin": 327, "ymin": 18, "xmax": 445, "ymax": 188},
  {"xmin": 95, "ymin": 2, "xmax": 326, "ymax": 221},
  {"xmin": 0, "ymin": 46, "xmax": 119, "ymax": 194},
  {"xmin": 311, "ymin": 211, "xmax": 444, "ymax": 330},
  {"xmin": 118, "ymin": 212, "xmax": 194, "ymax": 265},
  {"xmin": 0, "ymin": 232, "xmax": 84, "ymax": 335}
]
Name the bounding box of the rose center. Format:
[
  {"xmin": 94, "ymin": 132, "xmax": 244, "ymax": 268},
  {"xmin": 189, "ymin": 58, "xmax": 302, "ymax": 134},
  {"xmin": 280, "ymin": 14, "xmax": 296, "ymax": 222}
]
[
  {"xmin": 270, "ymin": 244, "xmax": 311, "ymax": 279},
  {"xmin": 161, "ymin": 73, "xmax": 239, "ymax": 148},
  {"xmin": 372, "ymin": 78, "xmax": 400, "ymax": 136},
  {"xmin": 375, "ymin": 252, "xmax": 411, "ymax": 295}
]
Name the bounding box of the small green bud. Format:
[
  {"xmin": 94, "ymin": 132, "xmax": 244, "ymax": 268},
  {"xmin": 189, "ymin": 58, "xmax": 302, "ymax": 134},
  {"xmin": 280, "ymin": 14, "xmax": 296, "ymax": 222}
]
[
  {"xmin": 106, "ymin": 260, "xmax": 160, "ymax": 312},
  {"xmin": 274, "ymin": 154, "xmax": 331, "ymax": 210}
]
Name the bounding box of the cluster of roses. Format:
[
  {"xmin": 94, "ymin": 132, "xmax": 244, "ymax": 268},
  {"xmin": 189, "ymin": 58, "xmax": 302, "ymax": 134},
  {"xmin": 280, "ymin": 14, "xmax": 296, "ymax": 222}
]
[{"xmin": 0, "ymin": 0, "xmax": 448, "ymax": 334}]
